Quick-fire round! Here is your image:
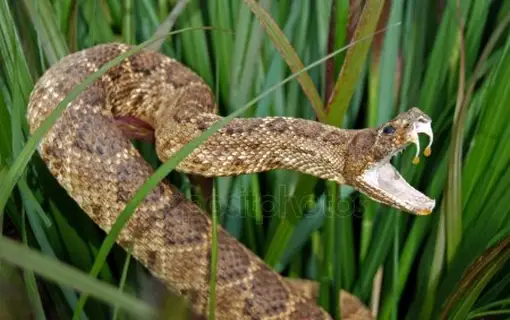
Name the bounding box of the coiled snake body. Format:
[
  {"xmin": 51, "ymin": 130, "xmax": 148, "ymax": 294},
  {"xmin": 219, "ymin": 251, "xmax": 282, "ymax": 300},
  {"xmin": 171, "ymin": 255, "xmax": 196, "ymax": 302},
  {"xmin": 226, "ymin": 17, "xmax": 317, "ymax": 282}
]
[{"xmin": 27, "ymin": 43, "xmax": 435, "ymax": 319}]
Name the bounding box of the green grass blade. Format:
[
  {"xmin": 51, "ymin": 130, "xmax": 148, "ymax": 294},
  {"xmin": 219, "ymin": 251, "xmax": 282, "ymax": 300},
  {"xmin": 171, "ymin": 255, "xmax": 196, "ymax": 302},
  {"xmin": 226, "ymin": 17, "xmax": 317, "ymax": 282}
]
[
  {"xmin": 241, "ymin": 175, "xmax": 264, "ymax": 254},
  {"xmin": 111, "ymin": 251, "xmax": 132, "ymax": 320},
  {"xmin": 417, "ymin": 0, "xmax": 473, "ymax": 117},
  {"xmin": 462, "ymin": 12, "xmax": 510, "ymax": 222},
  {"xmin": 106, "ymin": 0, "xmax": 121, "ymax": 26},
  {"xmin": 469, "ymin": 309, "xmax": 510, "ymax": 319},
  {"xmin": 318, "ymin": 181, "xmax": 338, "ymax": 315},
  {"xmin": 175, "ymin": 1, "xmax": 212, "ymax": 85},
  {"xmin": 444, "ymin": 1, "xmax": 470, "ymax": 266},
  {"xmin": 122, "ymin": 0, "xmax": 135, "ymax": 44},
  {"xmin": 243, "ymin": 0, "xmax": 326, "ymax": 121},
  {"xmin": 470, "ymin": 298, "xmax": 510, "ymax": 316},
  {"xmin": 284, "ymin": 0, "xmax": 311, "ymax": 118},
  {"xmin": 336, "ymin": 185, "xmax": 355, "ymax": 291},
  {"xmin": 355, "ymin": 211, "xmax": 397, "ymax": 301},
  {"xmin": 0, "ymin": 0, "xmax": 34, "ymax": 100},
  {"xmin": 477, "ymin": 272, "xmax": 510, "ymax": 307},
  {"xmin": 275, "ymin": 195, "xmax": 326, "ymax": 272},
  {"xmin": 52, "ymin": 0, "xmax": 73, "ymax": 36},
  {"xmin": 0, "ymin": 261, "xmax": 34, "ymax": 319},
  {"xmin": 0, "ymin": 95, "xmax": 12, "ymax": 164},
  {"xmin": 230, "ymin": 0, "xmax": 270, "ymax": 114},
  {"xmin": 208, "ymin": 0, "xmax": 233, "ymax": 101},
  {"xmin": 464, "ymin": 1, "xmax": 490, "ymax": 73},
  {"xmin": 0, "ymin": 236, "xmax": 156, "ymax": 319},
  {"xmin": 157, "ymin": 0, "xmax": 168, "ymax": 20},
  {"xmin": 228, "ymin": 2, "xmax": 251, "ymax": 109},
  {"xmin": 22, "ymin": 0, "xmax": 69, "ymax": 65},
  {"xmin": 80, "ymin": 1, "xmax": 116, "ymax": 46},
  {"xmin": 441, "ymin": 236, "xmax": 510, "ymax": 319},
  {"xmin": 326, "ymin": 0, "xmax": 386, "ymax": 126},
  {"xmin": 21, "ymin": 210, "xmax": 47, "ymax": 320},
  {"xmin": 19, "ymin": 176, "xmax": 90, "ymax": 319},
  {"xmin": 418, "ymin": 207, "xmax": 446, "ymax": 320},
  {"xmin": 147, "ymin": 0, "xmax": 189, "ymax": 53},
  {"xmin": 377, "ymin": 0, "xmax": 403, "ymax": 122},
  {"xmin": 208, "ymin": 181, "xmax": 219, "ymax": 320}
]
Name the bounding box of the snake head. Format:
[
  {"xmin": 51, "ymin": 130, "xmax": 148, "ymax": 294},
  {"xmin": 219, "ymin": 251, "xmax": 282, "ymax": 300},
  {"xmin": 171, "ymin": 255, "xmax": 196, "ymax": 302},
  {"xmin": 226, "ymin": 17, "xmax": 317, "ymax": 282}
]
[{"xmin": 344, "ymin": 107, "xmax": 435, "ymax": 215}]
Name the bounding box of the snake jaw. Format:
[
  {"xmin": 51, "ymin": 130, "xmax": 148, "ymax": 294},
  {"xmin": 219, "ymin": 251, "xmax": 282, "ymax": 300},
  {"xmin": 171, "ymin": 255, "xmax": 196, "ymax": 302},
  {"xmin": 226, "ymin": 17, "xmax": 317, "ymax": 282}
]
[
  {"xmin": 355, "ymin": 112, "xmax": 435, "ymax": 215},
  {"xmin": 357, "ymin": 162, "xmax": 435, "ymax": 215}
]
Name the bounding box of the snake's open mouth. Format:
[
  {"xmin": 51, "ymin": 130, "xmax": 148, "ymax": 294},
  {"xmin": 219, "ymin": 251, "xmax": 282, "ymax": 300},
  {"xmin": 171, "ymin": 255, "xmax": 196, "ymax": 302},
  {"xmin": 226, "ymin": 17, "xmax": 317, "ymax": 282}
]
[{"xmin": 357, "ymin": 121, "xmax": 435, "ymax": 215}]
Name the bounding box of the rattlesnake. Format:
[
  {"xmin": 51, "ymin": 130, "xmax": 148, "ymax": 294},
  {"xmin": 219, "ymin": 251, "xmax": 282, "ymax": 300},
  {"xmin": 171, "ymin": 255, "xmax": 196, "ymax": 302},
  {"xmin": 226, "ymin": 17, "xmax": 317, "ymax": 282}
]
[{"xmin": 27, "ymin": 43, "xmax": 435, "ymax": 319}]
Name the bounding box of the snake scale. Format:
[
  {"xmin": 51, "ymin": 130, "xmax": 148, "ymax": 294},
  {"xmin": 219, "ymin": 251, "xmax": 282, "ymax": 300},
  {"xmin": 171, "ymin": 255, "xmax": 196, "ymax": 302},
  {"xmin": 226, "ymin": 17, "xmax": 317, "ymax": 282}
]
[{"xmin": 27, "ymin": 43, "xmax": 435, "ymax": 319}]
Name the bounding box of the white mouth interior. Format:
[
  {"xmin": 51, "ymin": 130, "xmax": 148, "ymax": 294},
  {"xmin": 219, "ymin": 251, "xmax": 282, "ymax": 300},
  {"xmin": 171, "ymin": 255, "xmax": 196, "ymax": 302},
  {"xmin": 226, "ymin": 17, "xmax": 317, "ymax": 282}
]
[{"xmin": 361, "ymin": 162, "xmax": 435, "ymax": 214}]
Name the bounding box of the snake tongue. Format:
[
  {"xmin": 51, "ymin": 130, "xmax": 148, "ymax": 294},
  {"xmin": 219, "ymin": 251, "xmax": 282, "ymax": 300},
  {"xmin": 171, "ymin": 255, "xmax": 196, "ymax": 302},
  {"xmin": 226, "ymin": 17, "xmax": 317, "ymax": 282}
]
[{"xmin": 357, "ymin": 162, "xmax": 435, "ymax": 215}]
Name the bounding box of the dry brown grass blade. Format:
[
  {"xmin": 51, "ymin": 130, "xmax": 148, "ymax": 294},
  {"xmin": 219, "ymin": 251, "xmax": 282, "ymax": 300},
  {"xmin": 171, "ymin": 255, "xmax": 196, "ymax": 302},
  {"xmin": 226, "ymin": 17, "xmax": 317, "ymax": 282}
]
[
  {"xmin": 347, "ymin": 0, "xmax": 365, "ymax": 42},
  {"xmin": 370, "ymin": 0, "xmax": 391, "ymax": 67},
  {"xmin": 325, "ymin": 0, "xmax": 337, "ymax": 103},
  {"xmin": 326, "ymin": 0, "xmax": 386, "ymax": 126},
  {"xmin": 440, "ymin": 236, "xmax": 510, "ymax": 318},
  {"xmin": 242, "ymin": 0, "xmax": 327, "ymax": 122}
]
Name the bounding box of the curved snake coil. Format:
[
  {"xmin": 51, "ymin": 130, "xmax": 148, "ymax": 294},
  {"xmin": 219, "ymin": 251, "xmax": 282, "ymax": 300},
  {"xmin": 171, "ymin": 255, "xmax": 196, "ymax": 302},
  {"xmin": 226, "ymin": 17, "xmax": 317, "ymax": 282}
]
[{"xmin": 27, "ymin": 43, "xmax": 434, "ymax": 319}]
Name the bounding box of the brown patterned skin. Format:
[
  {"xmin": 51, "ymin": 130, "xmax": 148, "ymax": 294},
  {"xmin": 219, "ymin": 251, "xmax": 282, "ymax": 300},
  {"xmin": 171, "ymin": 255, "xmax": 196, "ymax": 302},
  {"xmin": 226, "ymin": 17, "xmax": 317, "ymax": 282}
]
[
  {"xmin": 27, "ymin": 43, "xmax": 432, "ymax": 319},
  {"xmin": 285, "ymin": 279, "xmax": 373, "ymax": 320}
]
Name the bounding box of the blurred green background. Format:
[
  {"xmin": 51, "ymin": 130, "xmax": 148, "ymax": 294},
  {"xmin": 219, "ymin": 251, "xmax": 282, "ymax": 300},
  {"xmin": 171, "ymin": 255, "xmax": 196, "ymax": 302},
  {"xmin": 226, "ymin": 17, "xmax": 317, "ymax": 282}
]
[{"xmin": 1, "ymin": 0, "xmax": 510, "ymax": 319}]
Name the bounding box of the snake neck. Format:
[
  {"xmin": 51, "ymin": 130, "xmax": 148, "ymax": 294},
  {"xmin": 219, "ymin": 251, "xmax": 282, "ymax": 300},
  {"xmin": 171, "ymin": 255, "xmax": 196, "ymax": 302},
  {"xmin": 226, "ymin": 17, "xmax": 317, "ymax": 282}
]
[{"xmin": 156, "ymin": 114, "xmax": 360, "ymax": 184}]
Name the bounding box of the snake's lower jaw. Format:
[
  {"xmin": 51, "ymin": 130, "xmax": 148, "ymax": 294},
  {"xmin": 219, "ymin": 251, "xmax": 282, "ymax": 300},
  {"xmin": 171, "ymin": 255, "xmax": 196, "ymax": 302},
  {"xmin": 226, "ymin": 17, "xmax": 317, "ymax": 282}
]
[{"xmin": 355, "ymin": 162, "xmax": 435, "ymax": 215}]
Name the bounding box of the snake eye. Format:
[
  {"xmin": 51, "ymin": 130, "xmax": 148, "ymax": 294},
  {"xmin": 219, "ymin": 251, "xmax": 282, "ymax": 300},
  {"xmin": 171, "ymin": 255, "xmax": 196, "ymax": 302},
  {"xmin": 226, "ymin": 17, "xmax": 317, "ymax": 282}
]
[{"xmin": 383, "ymin": 125, "xmax": 396, "ymax": 134}]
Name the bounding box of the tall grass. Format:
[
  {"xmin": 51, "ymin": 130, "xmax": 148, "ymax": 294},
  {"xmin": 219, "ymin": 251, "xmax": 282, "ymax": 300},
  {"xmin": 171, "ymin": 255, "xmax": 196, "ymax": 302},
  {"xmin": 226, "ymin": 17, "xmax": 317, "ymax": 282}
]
[{"xmin": 1, "ymin": 1, "xmax": 510, "ymax": 319}]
